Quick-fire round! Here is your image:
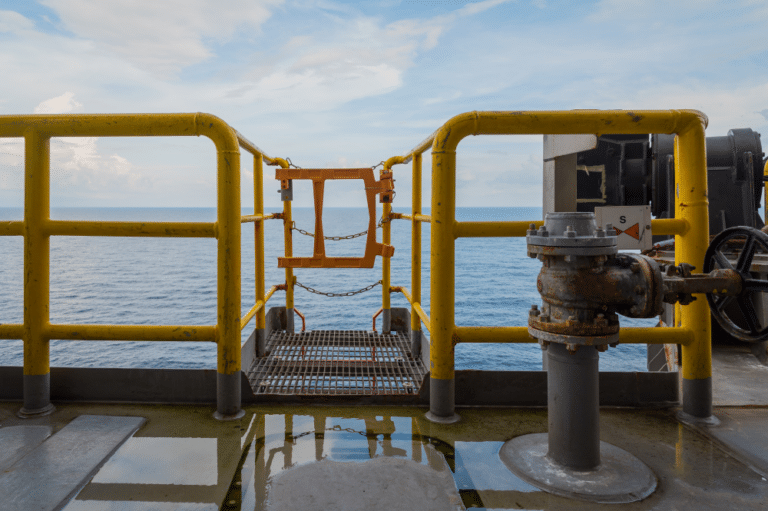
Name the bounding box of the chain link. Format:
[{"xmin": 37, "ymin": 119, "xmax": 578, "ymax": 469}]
[
  {"xmin": 295, "ymin": 279, "xmax": 382, "ymax": 297},
  {"xmin": 286, "ymin": 157, "xmax": 301, "ymax": 168},
  {"xmin": 291, "ymin": 216, "xmax": 388, "ymax": 241}
]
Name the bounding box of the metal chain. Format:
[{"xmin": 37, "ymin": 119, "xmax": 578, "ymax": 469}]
[
  {"xmin": 295, "ymin": 279, "xmax": 382, "ymax": 297},
  {"xmin": 291, "ymin": 216, "xmax": 387, "ymax": 241},
  {"xmin": 286, "ymin": 157, "xmax": 301, "ymax": 168}
]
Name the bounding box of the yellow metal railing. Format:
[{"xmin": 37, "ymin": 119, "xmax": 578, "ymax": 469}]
[
  {"xmin": 384, "ymin": 109, "xmax": 710, "ymax": 420},
  {"xmin": 0, "ymin": 113, "xmax": 284, "ymax": 419},
  {"xmin": 1, "ymin": 109, "xmax": 712, "ymax": 421}
]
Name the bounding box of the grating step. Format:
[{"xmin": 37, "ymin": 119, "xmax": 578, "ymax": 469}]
[{"xmin": 247, "ymin": 330, "xmax": 426, "ymax": 396}]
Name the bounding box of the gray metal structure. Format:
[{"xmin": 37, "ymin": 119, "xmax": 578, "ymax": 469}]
[{"xmin": 507, "ymin": 212, "xmax": 768, "ymax": 502}]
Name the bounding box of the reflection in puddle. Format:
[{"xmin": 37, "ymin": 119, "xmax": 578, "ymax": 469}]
[
  {"xmin": 92, "ymin": 438, "xmax": 218, "ymax": 486},
  {"xmin": 54, "ymin": 407, "xmax": 768, "ymax": 510},
  {"xmin": 233, "ymin": 413, "xmax": 539, "ymax": 510}
]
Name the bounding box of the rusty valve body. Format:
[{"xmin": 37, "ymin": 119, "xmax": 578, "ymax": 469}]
[{"xmin": 527, "ymin": 212, "xmax": 741, "ymax": 352}]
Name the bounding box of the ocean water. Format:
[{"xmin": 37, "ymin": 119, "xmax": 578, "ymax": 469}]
[{"xmin": 0, "ymin": 207, "xmax": 654, "ymax": 371}]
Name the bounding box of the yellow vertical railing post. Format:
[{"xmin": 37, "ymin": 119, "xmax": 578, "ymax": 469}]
[
  {"xmin": 428, "ymin": 135, "xmax": 460, "ymax": 423},
  {"xmin": 763, "ymin": 159, "xmax": 768, "ymax": 223},
  {"xmin": 215, "ymin": 134, "xmax": 243, "ymax": 420},
  {"xmin": 21, "ymin": 128, "xmax": 55, "ymax": 416},
  {"xmin": 382, "ymin": 197, "xmax": 392, "ymax": 332},
  {"xmin": 411, "ymin": 154, "xmax": 423, "ymax": 356},
  {"xmin": 676, "ymin": 121, "xmax": 713, "ymax": 419},
  {"xmin": 254, "ymin": 154, "xmax": 266, "ymax": 356},
  {"xmin": 279, "ymin": 161, "xmax": 295, "ymax": 332}
]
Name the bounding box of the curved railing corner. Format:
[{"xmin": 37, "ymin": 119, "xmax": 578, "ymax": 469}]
[
  {"xmin": 0, "ymin": 113, "xmax": 283, "ymax": 420},
  {"xmin": 385, "ymin": 110, "xmax": 710, "ymax": 422}
]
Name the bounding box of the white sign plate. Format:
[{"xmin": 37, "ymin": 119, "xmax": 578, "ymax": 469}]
[{"xmin": 594, "ymin": 205, "xmax": 652, "ymax": 251}]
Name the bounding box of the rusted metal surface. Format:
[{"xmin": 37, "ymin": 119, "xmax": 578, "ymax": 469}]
[
  {"xmin": 372, "ymin": 307, "xmax": 383, "ymax": 332},
  {"xmin": 274, "ymin": 167, "xmax": 395, "ymax": 268},
  {"xmin": 293, "ymin": 308, "xmax": 306, "ymax": 332},
  {"xmin": 247, "ymin": 330, "xmax": 425, "ymax": 396}
]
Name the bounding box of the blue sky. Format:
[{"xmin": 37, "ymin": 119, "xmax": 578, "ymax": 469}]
[{"xmin": 1, "ymin": 0, "xmax": 767, "ymax": 208}]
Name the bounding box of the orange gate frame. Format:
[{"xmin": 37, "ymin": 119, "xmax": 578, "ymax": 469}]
[{"xmin": 275, "ymin": 167, "xmax": 395, "ymax": 268}]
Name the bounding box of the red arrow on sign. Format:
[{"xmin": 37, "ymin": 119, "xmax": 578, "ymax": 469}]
[{"xmin": 614, "ymin": 223, "xmax": 641, "ymax": 241}]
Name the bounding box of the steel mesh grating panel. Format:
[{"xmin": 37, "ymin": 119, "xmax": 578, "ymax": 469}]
[{"xmin": 247, "ymin": 330, "xmax": 426, "ymax": 396}]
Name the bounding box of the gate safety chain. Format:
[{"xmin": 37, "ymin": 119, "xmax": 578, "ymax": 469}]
[
  {"xmin": 290, "ymin": 216, "xmax": 389, "ymax": 241},
  {"xmin": 295, "ymin": 280, "xmax": 382, "ymax": 297}
]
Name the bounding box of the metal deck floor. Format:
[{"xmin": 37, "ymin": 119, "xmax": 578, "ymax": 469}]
[{"xmin": 246, "ymin": 330, "xmax": 426, "ymax": 396}]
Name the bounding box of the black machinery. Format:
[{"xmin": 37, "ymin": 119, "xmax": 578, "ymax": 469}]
[
  {"xmin": 575, "ymin": 128, "xmax": 765, "ymax": 235},
  {"xmin": 573, "ymin": 128, "xmax": 768, "ymax": 360}
]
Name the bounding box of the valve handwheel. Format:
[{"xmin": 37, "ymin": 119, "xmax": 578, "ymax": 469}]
[{"xmin": 703, "ymin": 226, "xmax": 768, "ymax": 342}]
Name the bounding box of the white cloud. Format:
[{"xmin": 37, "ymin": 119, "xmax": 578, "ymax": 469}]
[
  {"xmin": 0, "ymin": 10, "xmax": 36, "ymax": 33},
  {"xmin": 33, "ymin": 91, "xmax": 82, "ymax": 114},
  {"xmin": 220, "ymin": 0, "xmax": 515, "ymax": 112},
  {"xmin": 39, "ymin": 0, "xmax": 284, "ymax": 77}
]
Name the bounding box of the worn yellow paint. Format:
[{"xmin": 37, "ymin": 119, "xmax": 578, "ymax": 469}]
[
  {"xmin": 620, "ymin": 327, "xmax": 695, "ymax": 346},
  {"xmin": 0, "ymin": 324, "xmax": 24, "ymax": 339},
  {"xmin": 674, "ymin": 123, "xmax": 711, "ymax": 381},
  {"xmin": 241, "ymin": 285, "xmax": 280, "ymax": 331},
  {"xmin": 450, "ymin": 326, "xmax": 693, "ymax": 345},
  {"xmin": 454, "ymin": 220, "xmax": 544, "ymax": 238},
  {"xmin": 0, "ymin": 113, "xmax": 247, "ymax": 378},
  {"xmin": 46, "ymin": 324, "xmax": 216, "ymax": 342},
  {"xmin": 392, "ymin": 287, "xmax": 431, "ymax": 334},
  {"xmin": 46, "ymin": 220, "xmax": 216, "ymax": 237},
  {"xmin": 429, "ymin": 109, "xmax": 709, "ymax": 383},
  {"xmin": 254, "ymin": 154, "xmax": 266, "ymax": 332},
  {"xmin": 276, "ymin": 159, "xmax": 295, "ymax": 311},
  {"xmin": 764, "ymin": 160, "xmax": 768, "ymax": 224},
  {"xmin": 651, "ymin": 218, "xmax": 688, "ymax": 236},
  {"xmin": 241, "ymin": 213, "xmax": 280, "ymax": 223},
  {"xmin": 1, "ymin": 221, "xmax": 23, "ymax": 236},
  {"xmin": 24, "ymin": 129, "xmax": 50, "ymax": 376},
  {"xmin": 392, "ymin": 213, "xmax": 432, "ymax": 223},
  {"xmin": 382, "ymin": 201, "xmax": 392, "ymax": 311},
  {"xmin": 411, "ymin": 154, "xmax": 423, "ymax": 333}
]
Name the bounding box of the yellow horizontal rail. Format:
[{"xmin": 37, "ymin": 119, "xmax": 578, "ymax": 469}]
[
  {"xmin": 651, "ymin": 218, "xmax": 688, "ymax": 236},
  {"xmin": 1, "ymin": 221, "xmax": 23, "ymax": 236},
  {"xmin": 454, "ymin": 220, "xmax": 544, "ymax": 239},
  {"xmin": 45, "ymin": 324, "xmax": 217, "ymax": 342},
  {"xmin": 452, "ymin": 326, "xmax": 694, "ymax": 346},
  {"xmin": 45, "ymin": 220, "xmax": 216, "ymax": 238},
  {"xmin": 0, "ymin": 324, "xmax": 24, "ymax": 339},
  {"xmin": 240, "ymin": 284, "xmax": 281, "ymax": 330},
  {"xmin": 241, "ymin": 213, "xmax": 281, "ymax": 223},
  {"xmin": 234, "ymin": 130, "xmax": 277, "ymax": 162},
  {"xmin": 391, "ymin": 286, "xmax": 431, "ymax": 334},
  {"xmin": 391, "ymin": 213, "xmax": 432, "ymax": 223}
]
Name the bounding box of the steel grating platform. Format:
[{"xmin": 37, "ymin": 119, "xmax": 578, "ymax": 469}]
[{"xmin": 246, "ymin": 330, "xmax": 426, "ymax": 396}]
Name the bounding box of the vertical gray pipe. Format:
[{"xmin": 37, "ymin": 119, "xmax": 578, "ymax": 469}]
[
  {"xmin": 382, "ymin": 309, "xmax": 391, "ymax": 333},
  {"xmin": 410, "ymin": 329, "xmax": 421, "ymax": 358},
  {"xmin": 286, "ymin": 308, "xmax": 295, "ymax": 334},
  {"xmin": 215, "ymin": 372, "xmax": 244, "ymax": 420},
  {"xmin": 546, "ymin": 343, "xmax": 600, "ymax": 470}
]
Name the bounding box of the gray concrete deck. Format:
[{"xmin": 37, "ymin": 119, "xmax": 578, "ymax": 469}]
[
  {"xmin": 0, "ymin": 415, "xmax": 145, "ymax": 511},
  {"xmin": 0, "ymin": 401, "xmax": 763, "ymax": 510},
  {"xmin": 713, "ymin": 344, "xmax": 768, "ymax": 406}
]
